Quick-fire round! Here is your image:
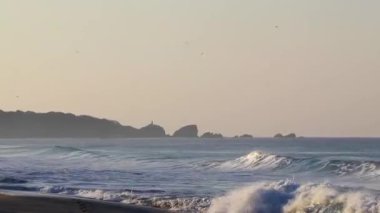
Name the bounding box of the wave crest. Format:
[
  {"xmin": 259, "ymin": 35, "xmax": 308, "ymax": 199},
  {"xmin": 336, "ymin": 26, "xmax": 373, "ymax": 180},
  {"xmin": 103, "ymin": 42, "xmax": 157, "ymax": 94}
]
[
  {"xmin": 211, "ymin": 151, "xmax": 293, "ymax": 171},
  {"xmin": 208, "ymin": 181, "xmax": 380, "ymax": 213},
  {"xmin": 210, "ymin": 151, "xmax": 380, "ymax": 178},
  {"xmin": 320, "ymin": 159, "xmax": 379, "ymax": 177}
]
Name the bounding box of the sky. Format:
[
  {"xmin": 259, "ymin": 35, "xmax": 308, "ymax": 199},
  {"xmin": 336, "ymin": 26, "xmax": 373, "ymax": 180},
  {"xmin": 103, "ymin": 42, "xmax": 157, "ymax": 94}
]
[{"xmin": 1, "ymin": 0, "xmax": 380, "ymax": 137}]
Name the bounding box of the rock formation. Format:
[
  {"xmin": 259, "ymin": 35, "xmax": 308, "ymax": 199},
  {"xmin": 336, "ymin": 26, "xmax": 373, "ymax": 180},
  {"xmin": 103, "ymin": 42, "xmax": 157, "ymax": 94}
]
[
  {"xmin": 173, "ymin": 125, "xmax": 198, "ymax": 137},
  {"xmin": 274, "ymin": 133, "xmax": 297, "ymax": 139},
  {"xmin": 138, "ymin": 122, "xmax": 166, "ymax": 137},
  {"xmin": 201, "ymin": 132, "xmax": 223, "ymax": 139}
]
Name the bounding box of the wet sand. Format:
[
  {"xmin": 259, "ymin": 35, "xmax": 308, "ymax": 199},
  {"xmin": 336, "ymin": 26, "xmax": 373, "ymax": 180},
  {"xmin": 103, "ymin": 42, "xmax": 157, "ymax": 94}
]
[{"xmin": 0, "ymin": 191, "xmax": 168, "ymax": 213}]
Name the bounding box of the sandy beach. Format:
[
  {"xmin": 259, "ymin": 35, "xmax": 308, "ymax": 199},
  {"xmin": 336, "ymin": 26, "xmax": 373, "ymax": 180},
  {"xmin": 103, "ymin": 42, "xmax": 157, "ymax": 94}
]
[{"xmin": 0, "ymin": 191, "xmax": 168, "ymax": 213}]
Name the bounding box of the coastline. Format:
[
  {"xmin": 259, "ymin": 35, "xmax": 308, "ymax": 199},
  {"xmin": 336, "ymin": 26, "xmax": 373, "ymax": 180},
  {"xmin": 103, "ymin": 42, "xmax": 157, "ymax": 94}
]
[{"xmin": 0, "ymin": 190, "xmax": 168, "ymax": 213}]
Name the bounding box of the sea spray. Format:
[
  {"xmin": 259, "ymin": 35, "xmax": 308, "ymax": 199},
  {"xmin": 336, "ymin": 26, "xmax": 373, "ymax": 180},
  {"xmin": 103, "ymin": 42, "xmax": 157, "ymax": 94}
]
[
  {"xmin": 208, "ymin": 181, "xmax": 380, "ymax": 213},
  {"xmin": 284, "ymin": 183, "xmax": 380, "ymax": 213}
]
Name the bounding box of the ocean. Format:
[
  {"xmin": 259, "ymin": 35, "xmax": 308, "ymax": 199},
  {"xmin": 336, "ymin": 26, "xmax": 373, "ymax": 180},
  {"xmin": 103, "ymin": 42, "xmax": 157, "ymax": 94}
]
[{"xmin": 0, "ymin": 138, "xmax": 379, "ymax": 212}]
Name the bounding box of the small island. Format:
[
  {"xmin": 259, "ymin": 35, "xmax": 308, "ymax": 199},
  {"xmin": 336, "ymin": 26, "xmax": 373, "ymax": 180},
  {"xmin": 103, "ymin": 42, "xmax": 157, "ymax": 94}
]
[
  {"xmin": 201, "ymin": 132, "xmax": 224, "ymax": 139},
  {"xmin": 274, "ymin": 133, "xmax": 297, "ymax": 139},
  {"xmin": 234, "ymin": 134, "xmax": 254, "ymax": 139}
]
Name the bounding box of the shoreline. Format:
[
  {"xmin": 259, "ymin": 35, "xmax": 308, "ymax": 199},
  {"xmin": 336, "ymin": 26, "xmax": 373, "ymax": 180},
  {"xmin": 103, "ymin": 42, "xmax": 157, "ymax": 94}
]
[{"xmin": 0, "ymin": 190, "xmax": 168, "ymax": 213}]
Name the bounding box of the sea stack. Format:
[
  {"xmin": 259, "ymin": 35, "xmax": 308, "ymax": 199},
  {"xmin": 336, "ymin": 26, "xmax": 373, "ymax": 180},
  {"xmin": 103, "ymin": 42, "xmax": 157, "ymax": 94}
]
[{"xmin": 173, "ymin": 125, "xmax": 198, "ymax": 137}]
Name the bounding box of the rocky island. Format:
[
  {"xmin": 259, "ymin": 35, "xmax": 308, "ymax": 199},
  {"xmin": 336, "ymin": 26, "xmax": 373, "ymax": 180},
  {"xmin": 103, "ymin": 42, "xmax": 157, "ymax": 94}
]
[
  {"xmin": 274, "ymin": 133, "xmax": 297, "ymax": 139},
  {"xmin": 201, "ymin": 132, "xmax": 224, "ymax": 139},
  {"xmin": 172, "ymin": 125, "xmax": 198, "ymax": 137}
]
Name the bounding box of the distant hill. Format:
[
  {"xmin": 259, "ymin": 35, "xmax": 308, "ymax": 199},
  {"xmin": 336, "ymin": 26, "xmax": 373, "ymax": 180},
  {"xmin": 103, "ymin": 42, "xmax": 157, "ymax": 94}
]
[{"xmin": 0, "ymin": 110, "xmax": 166, "ymax": 138}]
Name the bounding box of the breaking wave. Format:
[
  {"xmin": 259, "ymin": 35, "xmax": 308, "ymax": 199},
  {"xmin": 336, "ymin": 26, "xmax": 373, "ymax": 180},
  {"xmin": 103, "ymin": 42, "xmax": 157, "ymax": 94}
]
[
  {"xmin": 209, "ymin": 151, "xmax": 380, "ymax": 178},
  {"xmin": 15, "ymin": 181, "xmax": 380, "ymax": 212},
  {"xmin": 39, "ymin": 186, "xmax": 210, "ymax": 212},
  {"xmin": 211, "ymin": 151, "xmax": 293, "ymax": 171},
  {"xmin": 208, "ymin": 180, "xmax": 380, "ymax": 213}
]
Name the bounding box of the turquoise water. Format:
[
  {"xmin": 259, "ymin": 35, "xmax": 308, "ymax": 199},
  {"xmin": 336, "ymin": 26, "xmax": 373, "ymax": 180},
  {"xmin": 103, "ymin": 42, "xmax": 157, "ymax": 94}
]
[{"xmin": 0, "ymin": 138, "xmax": 379, "ymax": 212}]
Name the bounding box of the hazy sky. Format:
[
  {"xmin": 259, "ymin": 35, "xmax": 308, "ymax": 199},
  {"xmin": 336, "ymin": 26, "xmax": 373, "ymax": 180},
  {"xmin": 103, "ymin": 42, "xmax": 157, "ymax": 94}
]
[{"xmin": 1, "ymin": 1, "xmax": 380, "ymax": 137}]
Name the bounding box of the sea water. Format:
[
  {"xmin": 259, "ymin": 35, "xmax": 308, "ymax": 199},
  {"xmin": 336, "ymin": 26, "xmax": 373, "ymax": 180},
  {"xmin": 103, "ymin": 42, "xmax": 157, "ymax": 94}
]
[{"xmin": 0, "ymin": 138, "xmax": 379, "ymax": 212}]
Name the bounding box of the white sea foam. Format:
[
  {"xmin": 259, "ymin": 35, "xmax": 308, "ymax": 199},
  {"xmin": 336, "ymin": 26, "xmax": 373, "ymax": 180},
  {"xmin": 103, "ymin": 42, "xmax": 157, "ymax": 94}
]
[
  {"xmin": 208, "ymin": 180, "xmax": 380, "ymax": 213},
  {"xmin": 284, "ymin": 183, "xmax": 380, "ymax": 213},
  {"xmin": 40, "ymin": 186, "xmax": 210, "ymax": 212},
  {"xmin": 212, "ymin": 151, "xmax": 293, "ymax": 171},
  {"xmin": 37, "ymin": 181, "xmax": 380, "ymax": 212}
]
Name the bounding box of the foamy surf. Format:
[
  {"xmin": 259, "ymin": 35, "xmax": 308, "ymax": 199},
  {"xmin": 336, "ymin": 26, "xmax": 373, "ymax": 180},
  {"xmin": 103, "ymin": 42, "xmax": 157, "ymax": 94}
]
[
  {"xmin": 208, "ymin": 180, "xmax": 380, "ymax": 213},
  {"xmin": 40, "ymin": 186, "xmax": 210, "ymax": 212},
  {"xmin": 30, "ymin": 181, "xmax": 380, "ymax": 212}
]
